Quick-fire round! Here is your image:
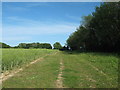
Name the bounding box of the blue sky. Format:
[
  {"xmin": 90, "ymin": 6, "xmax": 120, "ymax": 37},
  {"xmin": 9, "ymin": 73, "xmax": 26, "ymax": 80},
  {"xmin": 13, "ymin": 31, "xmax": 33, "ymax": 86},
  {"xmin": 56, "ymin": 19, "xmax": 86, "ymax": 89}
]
[{"xmin": 2, "ymin": 2, "xmax": 100, "ymax": 46}]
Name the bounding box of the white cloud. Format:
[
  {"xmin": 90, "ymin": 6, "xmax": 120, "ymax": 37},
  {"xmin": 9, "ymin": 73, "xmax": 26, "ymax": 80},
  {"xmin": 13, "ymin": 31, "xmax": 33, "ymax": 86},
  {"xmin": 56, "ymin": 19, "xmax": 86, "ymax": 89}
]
[
  {"xmin": 7, "ymin": 16, "xmax": 39, "ymax": 24},
  {"xmin": 3, "ymin": 23, "xmax": 78, "ymax": 35},
  {"xmin": 3, "ymin": 17, "xmax": 79, "ymax": 41}
]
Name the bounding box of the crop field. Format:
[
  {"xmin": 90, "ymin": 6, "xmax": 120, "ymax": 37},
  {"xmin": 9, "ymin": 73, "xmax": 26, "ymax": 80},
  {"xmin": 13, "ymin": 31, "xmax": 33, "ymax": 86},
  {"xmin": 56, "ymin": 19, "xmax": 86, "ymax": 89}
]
[
  {"xmin": 1, "ymin": 49, "xmax": 57, "ymax": 72},
  {"xmin": 1, "ymin": 49, "xmax": 119, "ymax": 88}
]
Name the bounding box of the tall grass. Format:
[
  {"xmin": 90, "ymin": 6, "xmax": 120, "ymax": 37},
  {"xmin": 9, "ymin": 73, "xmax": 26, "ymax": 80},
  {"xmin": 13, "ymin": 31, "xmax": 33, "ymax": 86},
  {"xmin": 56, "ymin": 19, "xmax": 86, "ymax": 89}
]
[
  {"xmin": 62, "ymin": 52, "xmax": 118, "ymax": 88},
  {"xmin": 2, "ymin": 48, "xmax": 55, "ymax": 72},
  {"xmin": 2, "ymin": 50, "xmax": 119, "ymax": 88}
]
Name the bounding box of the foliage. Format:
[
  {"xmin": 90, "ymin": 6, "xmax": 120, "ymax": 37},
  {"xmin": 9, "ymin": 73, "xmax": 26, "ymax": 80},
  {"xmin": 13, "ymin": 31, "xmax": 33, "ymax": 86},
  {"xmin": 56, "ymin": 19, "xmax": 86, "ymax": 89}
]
[
  {"xmin": 67, "ymin": 2, "xmax": 120, "ymax": 52},
  {"xmin": 0, "ymin": 42, "xmax": 11, "ymax": 48},
  {"xmin": 81, "ymin": 14, "xmax": 93, "ymax": 28},
  {"xmin": 18, "ymin": 43, "xmax": 52, "ymax": 49},
  {"xmin": 59, "ymin": 46, "xmax": 69, "ymax": 51},
  {"xmin": 67, "ymin": 26, "xmax": 89, "ymax": 50},
  {"xmin": 53, "ymin": 42, "xmax": 62, "ymax": 49}
]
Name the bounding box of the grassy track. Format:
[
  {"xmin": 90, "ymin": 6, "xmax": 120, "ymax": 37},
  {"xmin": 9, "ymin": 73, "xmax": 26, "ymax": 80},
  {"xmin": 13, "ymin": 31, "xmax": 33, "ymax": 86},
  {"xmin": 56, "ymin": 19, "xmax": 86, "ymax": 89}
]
[
  {"xmin": 62, "ymin": 52, "xmax": 118, "ymax": 88},
  {"xmin": 2, "ymin": 49, "xmax": 119, "ymax": 88}
]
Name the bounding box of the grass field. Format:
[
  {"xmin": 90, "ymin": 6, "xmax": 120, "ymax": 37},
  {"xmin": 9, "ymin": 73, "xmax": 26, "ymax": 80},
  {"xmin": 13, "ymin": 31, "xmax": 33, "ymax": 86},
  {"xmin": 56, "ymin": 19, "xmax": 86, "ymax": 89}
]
[
  {"xmin": 1, "ymin": 49, "xmax": 57, "ymax": 72},
  {"xmin": 1, "ymin": 49, "xmax": 119, "ymax": 88}
]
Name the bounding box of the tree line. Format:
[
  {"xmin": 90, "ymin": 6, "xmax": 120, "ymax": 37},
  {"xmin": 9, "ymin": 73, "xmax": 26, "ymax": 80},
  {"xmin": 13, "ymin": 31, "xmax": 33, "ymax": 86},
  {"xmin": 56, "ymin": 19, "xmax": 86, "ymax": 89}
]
[
  {"xmin": 1, "ymin": 2, "xmax": 119, "ymax": 52},
  {"xmin": 67, "ymin": 2, "xmax": 120, "ymax": 52},
  {"xmin": 0, "ymin": 42, "xmax": 63, "ymax": 49},
  {"xmin": 18, "ymin": 43, "xmax": 52, "ymax": 49},
  {"xmin": 0, "ymin": 42, "xmax": 11, "ymax": 48}
]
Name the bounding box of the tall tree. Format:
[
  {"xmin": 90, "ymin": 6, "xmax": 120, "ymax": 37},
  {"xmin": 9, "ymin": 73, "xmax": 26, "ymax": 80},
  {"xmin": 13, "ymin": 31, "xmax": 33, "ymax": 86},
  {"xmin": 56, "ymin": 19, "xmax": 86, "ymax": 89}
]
[
  {"xmin": 53, "ymin": 42, "xmax": 62, "ymax": 49},
  {"xmin": 89, "ymin": 2, "xmax": 120, "ymax": 51},
  {"xmin": 67, "ymin": 14, "xmax": 93, "ymax": 50},
  {"xmin": 67, "ymin": 2, "xmax": 120, "ymax": 52},
  {"xmin": 0, "ymin": 42, "xmax": 11, "ymax": 48}
]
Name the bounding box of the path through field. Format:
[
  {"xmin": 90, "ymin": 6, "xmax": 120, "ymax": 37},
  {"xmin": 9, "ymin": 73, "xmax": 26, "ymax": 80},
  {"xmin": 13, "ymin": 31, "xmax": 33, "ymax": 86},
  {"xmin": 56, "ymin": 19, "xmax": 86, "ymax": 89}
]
[
  {"xmin": 1, "ymin": 52, "xmax": 57, "ymax": 82},
  {"xmin": 2, "ymin": 51, "xmax": 118, "ymax": 88},
  {"xmin": 56, "ymin": 59, "xmax": 64, "ymax": 88}
]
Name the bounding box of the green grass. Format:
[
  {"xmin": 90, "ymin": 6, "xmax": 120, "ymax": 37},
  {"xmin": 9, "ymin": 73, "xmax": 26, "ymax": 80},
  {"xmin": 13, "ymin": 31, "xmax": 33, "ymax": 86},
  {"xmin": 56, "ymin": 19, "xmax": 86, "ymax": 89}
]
[
  {"xmin": 62, "ymin": 52, "xmax": 118, "ymax": 88},
  {"xmin": 2, "ymin": 49, "xmax": 119, "ymax": 88},
  {"xmin": 2, "ymin": 48, "xmax": 56, "ymax": 72},
  {"xmin": 2, "ymin": 51, "xmax": 60, "ymax": 88}
]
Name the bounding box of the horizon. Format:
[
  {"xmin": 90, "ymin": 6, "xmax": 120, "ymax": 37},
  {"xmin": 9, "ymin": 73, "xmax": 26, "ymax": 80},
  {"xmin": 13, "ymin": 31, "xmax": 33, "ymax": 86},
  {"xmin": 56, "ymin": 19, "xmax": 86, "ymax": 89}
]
[{"xmin": 2, "ymin": 2, "xmax": 100, "ymax": 47}]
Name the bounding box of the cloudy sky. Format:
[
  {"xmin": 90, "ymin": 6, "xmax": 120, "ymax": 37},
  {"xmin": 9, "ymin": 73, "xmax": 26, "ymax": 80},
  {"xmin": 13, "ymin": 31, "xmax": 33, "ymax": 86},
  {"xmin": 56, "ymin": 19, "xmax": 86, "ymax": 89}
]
[{"xmin": 2, "ymin": 2, "xmax": 100, "ymax": 46}]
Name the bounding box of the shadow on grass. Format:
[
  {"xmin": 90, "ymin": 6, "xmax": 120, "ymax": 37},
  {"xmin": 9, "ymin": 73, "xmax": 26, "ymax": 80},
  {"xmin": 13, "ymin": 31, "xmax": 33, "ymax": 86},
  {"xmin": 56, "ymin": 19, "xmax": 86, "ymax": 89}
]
[{"xmin": 60, "ymin": 50, "xmax": 120, "ymax": 58}]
